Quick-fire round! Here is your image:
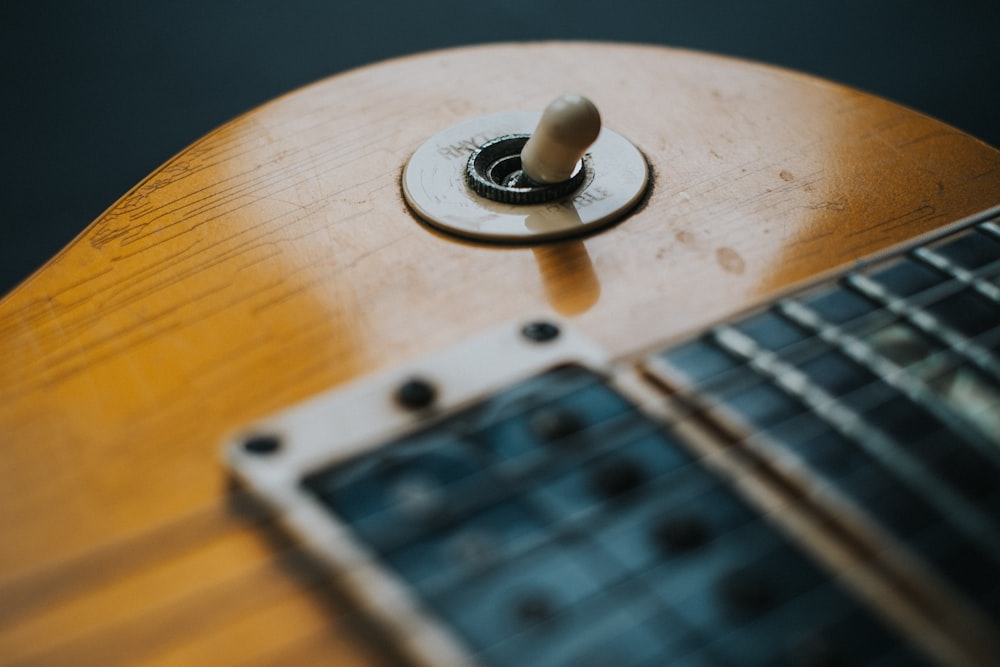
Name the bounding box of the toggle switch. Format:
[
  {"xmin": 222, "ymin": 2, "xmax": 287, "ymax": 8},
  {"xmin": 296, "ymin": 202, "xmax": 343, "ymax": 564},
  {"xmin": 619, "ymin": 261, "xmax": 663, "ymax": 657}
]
[
  {"xmin": 402, "ymin": 95, "xmax": 649, "ymax": 244},
  {"xmin": 521, "ymin": 94, "xmax": 602, "ymax": 185},
  {"xmin": 465, "ymin": 95, "xmax": 604, "ymax": 206}
]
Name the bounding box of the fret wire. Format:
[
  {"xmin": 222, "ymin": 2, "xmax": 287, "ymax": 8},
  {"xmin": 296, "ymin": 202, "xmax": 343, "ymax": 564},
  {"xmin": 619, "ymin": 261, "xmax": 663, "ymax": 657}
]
[
  {"xmin": 649, "ymin": 309, "xmax": 883, "ymax": 405},
  {"xmin": 711, "ymin": 323, "xmax": 1000, "ymax": 564},
  {"xmin": 980, "ymin": 220, "xmax": 1000, "ymax": 241},
  {"xmin": 779, "ymin": 297, "xmax": 1000, "ymax": 465},
  {"xmin": 651, "ymin": 326, "xmax": 998, "ymax": 459},
  {"xmin": 646, "ymin": 354, "xmax": 780, "ymax": 413},
  {"xmin": 653, "ymin": 220, "xmax": 1000, "ymax": 410},
  {"xmin": 911, "ymin": 246, "xmax": 1000, "ymax": 305},
  {"xmin": 649, "ymin": 321, "xmax": 1000, "ymax": 443},
  {"xmin": 644, "ymin": 294, "xmax": 1000, "ymax": 446},
  {"xmin": 845, "ymin": 272, "xmax": 1000, "ymax": 387}
]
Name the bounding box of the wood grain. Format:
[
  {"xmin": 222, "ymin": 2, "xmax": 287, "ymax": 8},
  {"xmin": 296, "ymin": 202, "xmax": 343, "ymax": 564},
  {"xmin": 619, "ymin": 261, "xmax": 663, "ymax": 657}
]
[{"xmin": 1, "ymin": 42, "xmax": 998, "ymax": 664}]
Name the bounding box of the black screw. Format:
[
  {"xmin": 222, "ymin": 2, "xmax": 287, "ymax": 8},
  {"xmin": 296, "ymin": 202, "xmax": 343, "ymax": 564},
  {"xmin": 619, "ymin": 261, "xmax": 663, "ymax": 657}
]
[
  {"xmin": 395, "ymin": 377, "xmax": 437, "ymax": 410},
  {"xmin": 529, "ymin": 407, "xmax": 583, "ymax": 441},
  {"xmin": 515, "ymin": 592, "xmax": 555, "ymax": 625},
  {"xmin": 652, "ymin": 515, "xmax": 711, "ymax": 554},
  {"xmin": 718, "ymin": 567, "xmax": 775, "ymax": 615},
  {"xmin": 243, "ymin": 434, "xmax": 281, "ymax": 455},
  {"xmin": 521, "ymin": 321, "xmax": 560, "ymax": 343},
  {"xmin": 589, "ymin": 459, "xmax": 646, "ymax": 499},
  {"xmin": 785, "ymin": 635, "xmax": 846, "ymax": 667}
]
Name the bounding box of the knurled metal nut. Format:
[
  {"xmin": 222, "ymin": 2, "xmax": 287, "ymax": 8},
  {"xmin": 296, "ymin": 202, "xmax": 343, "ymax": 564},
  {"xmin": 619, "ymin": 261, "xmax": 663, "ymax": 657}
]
[{"xmin": 465, "ymin": 135, "xmax": 586, "ymax": 205}]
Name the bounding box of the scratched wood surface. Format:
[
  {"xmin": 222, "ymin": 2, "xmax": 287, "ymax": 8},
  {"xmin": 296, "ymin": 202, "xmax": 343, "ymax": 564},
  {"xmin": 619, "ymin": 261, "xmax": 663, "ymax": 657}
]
[{"xmin": 1, "ymin": 42, "xmax": 999, "ymax": 665}]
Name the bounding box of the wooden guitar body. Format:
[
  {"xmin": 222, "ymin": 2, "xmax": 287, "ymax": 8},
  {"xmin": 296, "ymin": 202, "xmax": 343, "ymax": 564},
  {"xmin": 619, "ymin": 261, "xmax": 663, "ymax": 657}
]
[{"xmin": 2, "ymin": 42, "xmax": 999, "ymax": 665}]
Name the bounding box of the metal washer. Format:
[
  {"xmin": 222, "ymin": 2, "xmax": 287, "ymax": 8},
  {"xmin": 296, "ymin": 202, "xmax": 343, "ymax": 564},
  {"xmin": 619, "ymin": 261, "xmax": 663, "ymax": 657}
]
[{"xmin": 402, "ymin": 111, "xmax": 649, "ymax": 243}]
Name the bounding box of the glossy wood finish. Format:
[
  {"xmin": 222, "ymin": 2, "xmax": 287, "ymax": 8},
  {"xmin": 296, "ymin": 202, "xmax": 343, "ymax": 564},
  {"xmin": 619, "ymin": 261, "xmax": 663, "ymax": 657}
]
[{"xmin": 1, "ymin": 42, "xmax": 999, "ymax": 665}]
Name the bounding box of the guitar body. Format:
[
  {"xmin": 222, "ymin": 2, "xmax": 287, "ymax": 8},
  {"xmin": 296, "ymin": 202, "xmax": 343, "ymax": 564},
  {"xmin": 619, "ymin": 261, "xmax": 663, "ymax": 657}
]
[{"xmin": 2, "ymin": 42, "xmax": 999, "ymax": 665}]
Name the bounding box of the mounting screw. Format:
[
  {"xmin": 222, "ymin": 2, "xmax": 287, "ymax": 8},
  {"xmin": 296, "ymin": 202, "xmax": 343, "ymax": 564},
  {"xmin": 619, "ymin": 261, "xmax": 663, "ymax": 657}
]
[
  {"xmin": 521, "ymin": 321, "xmax": 560, "ymax": 343},
  {"xmin": 590, "ymin": 459, "xmax": 646, "ymax": 499},
  {"xmin": 242, "ymin": 434, "xmax": 282, "ymax": 455},
  {"xmin": 653, "ymin": 515, "xmax": 711, "ymax": 554},
  {"xmin": 528, "ymin": 407, "xmax": 582, "ymax": 441},
  {"xmin": 515, "ymin": 592, "xmax": 555, "ymax": 625},
  {"xmin": 395, "ymin": 377, "xmax": 437, "ymax": 410},
  {"xmin": 719, "ymin": 567, "xmax": 775, "ymax": 614}
]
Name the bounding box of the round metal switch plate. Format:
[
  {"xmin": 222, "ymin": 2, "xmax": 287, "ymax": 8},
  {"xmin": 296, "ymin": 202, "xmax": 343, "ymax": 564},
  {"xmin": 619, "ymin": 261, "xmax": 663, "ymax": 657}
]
[{"xmin": 402, "ymin": 112, "xmax": 649, "ymax": 243}]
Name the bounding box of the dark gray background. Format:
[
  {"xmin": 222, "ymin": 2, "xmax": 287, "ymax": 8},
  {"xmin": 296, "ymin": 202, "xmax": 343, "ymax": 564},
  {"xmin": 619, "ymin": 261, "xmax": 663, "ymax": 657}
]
[{"xmin": 3, "ymin": 1, "xmax": 998, "ymax": 295}]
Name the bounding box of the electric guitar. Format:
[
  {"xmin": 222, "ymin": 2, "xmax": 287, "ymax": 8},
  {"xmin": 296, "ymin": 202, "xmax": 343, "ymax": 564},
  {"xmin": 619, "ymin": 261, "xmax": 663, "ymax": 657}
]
[{"xmin": 2, "ymin": 42, "xmax": 1000, "ymax": 666}]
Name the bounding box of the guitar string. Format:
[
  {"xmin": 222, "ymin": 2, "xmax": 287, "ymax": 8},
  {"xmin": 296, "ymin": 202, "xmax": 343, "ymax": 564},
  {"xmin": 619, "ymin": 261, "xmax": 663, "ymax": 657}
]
[
  {"xmin": 7, "ymin": 221, "xmax": 998, "ymax": 657},
  {"xmin": 227, "ymin": 318, "xmax": 1000, "ymax": 612},
  {"xmin": 223, "ymin": 231, "xmax": 1000, "ymax": 632},
  {"xmin": 656, "ymin": 241, "xmax": 1000, "ymax": 439}
]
